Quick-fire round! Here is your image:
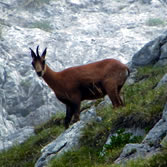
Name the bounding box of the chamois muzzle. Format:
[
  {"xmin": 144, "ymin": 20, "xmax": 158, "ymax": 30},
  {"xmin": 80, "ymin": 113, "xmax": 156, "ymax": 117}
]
[{"xmin": 37, "ymin": 71, "xmax": 43, "ymax": 77}]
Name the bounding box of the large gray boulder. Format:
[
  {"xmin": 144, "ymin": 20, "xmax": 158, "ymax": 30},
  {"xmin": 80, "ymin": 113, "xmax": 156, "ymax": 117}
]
[
  {"xmin": 156, "ymin": 42, "xmax": 167, "ymax": 66},
  {"xmin": 132, "ymin": 34, "xmax": 167, "ymax": 67}
]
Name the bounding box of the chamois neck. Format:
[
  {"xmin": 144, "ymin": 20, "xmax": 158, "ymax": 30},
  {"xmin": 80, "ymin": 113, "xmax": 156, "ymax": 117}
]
[
  {"xmin": 43, "ymin": 65, "xmax": 57, "ymax": 76},
  {"xmin": 42, "ymin": 65, "xmax": 58, "ymax": 90}
]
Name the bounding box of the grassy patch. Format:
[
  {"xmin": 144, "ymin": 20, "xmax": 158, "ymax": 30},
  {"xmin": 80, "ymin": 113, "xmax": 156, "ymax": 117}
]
[
  {"xmin": 129, "ymin": 151, "xmax": 167, "ymax": 167},
  {"xmin": 50, "ymin": 65, "xmax": 167, "ymax": 166},
  {"xmin": 113, "ymin": 65, "xmax": 167, "ymax": 130},
  {"xmin": 49, "ymin": 145, "xmax": 123, "ymax": 167},
  {"xmin": 103, "ymin": 129, "xmax": 142, "ymax": 150},
  {"xmin": 99, "ymin": 129, "xmax": 142, "ymax": 160},
  {"xmin": 109, "ymin": 148, "xmax": 167, "ymax": 167},
  {"xmin": 0, "ymin": 24, "xmax": 3, "ymax": 38},
  {"xmin": 0, "ymin": 114, "xmax": 64, "ymax": 167},
  {"xmin": 23, "ymin": 0, "xmax": 51, "ymax": 8},
  {"xmin": 22, "ymin": 0, "xmax": 60, "ymax": 9},
  {"xmin": 29, "ymin": 20, "xmax": 53, "ymax": 32},
  {"xmin": 35, "ymin": 112, "xmax": 65, "ymax": 133},
  {"xmin": 49, "ymin": 146, "xmax": 103, "ymax": 167},
  {"xmin": 146, "ymin": 18, "xmax": 166, "ymax": 27}
]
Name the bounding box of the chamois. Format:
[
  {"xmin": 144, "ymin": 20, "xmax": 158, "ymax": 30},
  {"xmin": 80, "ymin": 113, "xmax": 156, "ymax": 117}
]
[{"xmin": 30, "ymin": 46, "xmax": 129, "ymax": 128}]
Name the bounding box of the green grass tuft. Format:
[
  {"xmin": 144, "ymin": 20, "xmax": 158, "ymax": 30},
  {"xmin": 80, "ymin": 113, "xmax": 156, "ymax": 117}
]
[
  {"xmin": 35, "ymin": 112, "xmax": 65, "ymax": 134},
  {"xmin": 49, "ymin": 146, "xmax": 103, "ymax": 167},
  {"xmin": 0, "ymin": 114, "xmax": 64, "ymax": 167},
  {"xmin": 104, "ymin": 129, "xmax": 142, "ymax": 150},
  {"xmin": 0, "ymin": 24, "xmax": 3, "ymax": 38},
  {"xmin": 146, "ymin": 18, "xmax": 166, "ymax": 27},
  {"xmin": 111, "ymin": 149, "xmax": 167, "ymax": 167},
  {"xmin": 99, "ymin": 129, "xmax": 142, "ymax": 159},
  {"xmin": 23, "ymin": 0, "xmax": 51, "ymax": 8},
  {"xmin": 29, "ymin": 20, "xmax": 53, "ymax": 32}
]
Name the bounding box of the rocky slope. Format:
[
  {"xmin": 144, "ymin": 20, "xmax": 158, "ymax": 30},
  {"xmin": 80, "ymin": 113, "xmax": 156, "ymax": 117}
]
[
  {"xmin": 0, "ymin": 0, "xmax": 167, "ymax": 150},
  {"xmin": 35, "ymin": 33, "xmax": 167, "ymax": 167}
]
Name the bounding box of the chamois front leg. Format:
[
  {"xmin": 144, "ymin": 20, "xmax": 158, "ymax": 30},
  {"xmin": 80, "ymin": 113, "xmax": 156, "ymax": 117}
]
[
  {"xmin": 64, "ymin": 102, "xmax": 81, "ymax": 129},
  {"xmin": 72, "ymin": 102, "xmax": 81, "ymax": 123},
  {"xmin": 64, "ymin": 105, "xmax": 73, "ymax": 129}
]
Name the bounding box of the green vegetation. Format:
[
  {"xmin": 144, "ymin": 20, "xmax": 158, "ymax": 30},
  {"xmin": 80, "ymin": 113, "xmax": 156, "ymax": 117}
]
[
  {"xmin": 23, "ymin": 0, "xmax": 51, "ymax": 8},
  {"xmin": 49, "ymin": 65, "xmax": 167, "ymax": 166},
  {"xmin": 22, "ymin": 0, "xmax": 60, "ymax": 9},
  {"xmin": 0, "ymin": 114, "xmax": 65, "ymax": 167},
  {"xmin": 20, "ymin": 79, "xmax": 31, "ymax": 88},
  {"xmin": 29, "ymin": 20, "xmax": 53, "ymax": 32},
  {"xmin": 101, "ymin": 129, "xmax": 142, "ymax": 156},
  {"xmin": 146, "ymin": 18, "xmax": 166, "ymax": 27},
  {"xmin": 1, "ymin": 65, "xmax": 167, "ymax": 167},
  {"xmin": 0, "ymin": 24, "xmax": 3, "ymax": 38},
  {"xmin": 110, "ymin": 141, "xmax": 167, "ymax": 167},
  {"xmin": 122, "ymin": 150, "xmax": 167, "ymax": 167}
]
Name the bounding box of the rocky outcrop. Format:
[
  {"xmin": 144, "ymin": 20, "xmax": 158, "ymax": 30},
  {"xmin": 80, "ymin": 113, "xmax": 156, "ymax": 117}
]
[
  {"xmin": 131, "ymin": 33, "xmax": 167, "ymax": 67},
  {"xmin": 0, "ymin": 126, "xmax": 34, "ymax": 151},
  {"xmin": 115, "ymin": 28, "xmax": 167, "ymax": 164},
  {"xmin": 156, "ymin": 73, "xmax": 167, "ymax": 88},
  {"xmin": 115, "ymin": 102, "xmax": 167, "ymax": 163},
  {"xmin": 35, "ymin": 107, "xmax": 101, "ymax": 167}
]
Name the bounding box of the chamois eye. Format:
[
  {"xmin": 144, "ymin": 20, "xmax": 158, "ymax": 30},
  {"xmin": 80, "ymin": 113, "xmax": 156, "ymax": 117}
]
[{"xmin": 32, "ymin": 62, "xmax": 35, "ymax": 68}]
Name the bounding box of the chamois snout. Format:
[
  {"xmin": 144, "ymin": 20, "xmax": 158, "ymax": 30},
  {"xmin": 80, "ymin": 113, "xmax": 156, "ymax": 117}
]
[{"xmin": 37, "ymin": 71, "xmax": 43, "ymax": 77}]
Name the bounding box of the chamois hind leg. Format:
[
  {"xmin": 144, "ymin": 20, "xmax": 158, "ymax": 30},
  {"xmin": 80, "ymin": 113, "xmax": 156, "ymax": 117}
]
[
  {"xmin": 117, "ymin": 84, "xmax": 124, "ymax": 106},
  {"xmin": 104, "ymin": 82, "xmax": 122, "ymax": 108}
]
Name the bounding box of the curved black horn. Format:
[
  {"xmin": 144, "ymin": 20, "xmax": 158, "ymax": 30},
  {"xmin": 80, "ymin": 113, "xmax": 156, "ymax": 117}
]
[
  {"xmin": 29, "ymin": 48, "xmax": 36, "ymax": 58},
  {"xmin": 41, "ymin": 48, "xmax": 47, "ymax": 59},
  {"xmin": 36, "ymin": 45, "xmax": 40, "ymax": 57}
]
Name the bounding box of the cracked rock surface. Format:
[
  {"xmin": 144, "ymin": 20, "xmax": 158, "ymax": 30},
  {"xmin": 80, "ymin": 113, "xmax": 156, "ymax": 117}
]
[{"xmin": 115, "ymin": 103, "xmax": 167, "ymax": 163}]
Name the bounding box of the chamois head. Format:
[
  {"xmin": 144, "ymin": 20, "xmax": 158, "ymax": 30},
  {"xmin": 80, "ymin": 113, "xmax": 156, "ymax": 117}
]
[{"xmin": 30, "ymin": 46, "xmax": 47, "ymax": 77}]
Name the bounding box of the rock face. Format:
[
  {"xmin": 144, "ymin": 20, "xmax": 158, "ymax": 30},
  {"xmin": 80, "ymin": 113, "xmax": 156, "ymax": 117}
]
[
  {"xmin": 156, "ymin": 73, "xmax": 167, "ymax": 88},
  {"xmin": 0, "ymin": 126, "xmax": 34, "ymax": 150},
  {"xmin": 115, "ymin": 30, "xmax": 167, "ymax": 163},
  {"xmin": 0, "ymin": 0, "xmax": 167, "ymax": 150},
  {"xmin": 115, "ymin": 102, "xmax": 167, "ymax": 163},
  {"xmin": 132, "ymin": 34, "xmax": 167, "ymax": 67},
  {"xmin": 35, "ymin": 107, "xmax": 100, "ymax": 167}
]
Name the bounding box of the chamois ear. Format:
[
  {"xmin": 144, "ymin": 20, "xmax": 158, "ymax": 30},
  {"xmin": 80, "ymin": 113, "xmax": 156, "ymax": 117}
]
[
  {"xmin": 41, "ymin": 48, "xmax": 47, "ymax": 60},
  {"xmin": 29, "ymin": 48, "xmax": 36, "ymax": 59}
]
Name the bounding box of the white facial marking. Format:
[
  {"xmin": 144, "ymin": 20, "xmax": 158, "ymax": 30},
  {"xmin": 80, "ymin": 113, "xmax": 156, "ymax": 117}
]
[{"xmin": 35, "ymin": 62, "xmax": 42, "ymax": 72}]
